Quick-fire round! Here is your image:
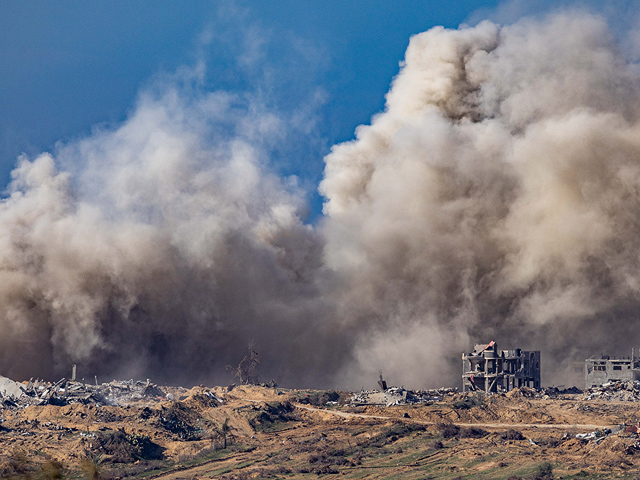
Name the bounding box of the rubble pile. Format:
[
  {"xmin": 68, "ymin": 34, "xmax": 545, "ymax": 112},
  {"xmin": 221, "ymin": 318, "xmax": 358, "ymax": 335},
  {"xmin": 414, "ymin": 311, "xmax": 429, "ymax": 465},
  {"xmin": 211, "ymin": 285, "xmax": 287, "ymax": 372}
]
[
  {"xmin": 574, "ymin": 427, "xmax": 619, "ymax": 442},
  {"xmin": 504, "ymin": 386, "xmax": 539, "ymax": 399},
  {"xmin": 98, "ymin": 379, "xmax": 169, "ymax": 404},
  {"xmin": 0, "ymin": 375, "xmax": 172, "ymax": 410},
  {"xmin": 490, "ymin": 385, "xmax": 583, "ymax": 400},
  {"xmin": 541, "ymin": 386, "xmax": 583, "ymax": 396},
  {"xmin": 349, "ymin": 386, "xmax": 456, "ymax": 406},
  {"xmin": 561, "ymin": 423, "xmax": 640, "ymax": 451},
  {"xmin": 0, "ymin": 375, "xmax": 26, "ymax": 399},
  {"xmin": 582, "ymin": 380, "xmax": 640, "ymax": 401}
]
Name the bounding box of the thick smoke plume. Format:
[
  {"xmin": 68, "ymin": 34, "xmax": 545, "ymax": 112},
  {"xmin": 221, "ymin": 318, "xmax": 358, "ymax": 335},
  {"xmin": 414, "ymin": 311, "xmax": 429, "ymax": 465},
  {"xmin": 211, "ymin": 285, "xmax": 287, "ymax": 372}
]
[
  {"xmin": 0, "ymin": 80, "xmax": 340, "ymax": 386},
  {"xmin": 322, "ymin": 13, "xmax": 640, "ymax": 386},
  {"xmin": 3, "ymin": 12, "xmax": 640, "ymax": 388}
]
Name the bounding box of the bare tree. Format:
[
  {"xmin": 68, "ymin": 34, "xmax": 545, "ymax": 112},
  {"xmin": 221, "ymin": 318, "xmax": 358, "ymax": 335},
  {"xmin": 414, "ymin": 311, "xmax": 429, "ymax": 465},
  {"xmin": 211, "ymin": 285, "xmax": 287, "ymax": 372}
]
[{"xmin": 227, "ymin": 340, "xmax": 259, "ymax": 385}]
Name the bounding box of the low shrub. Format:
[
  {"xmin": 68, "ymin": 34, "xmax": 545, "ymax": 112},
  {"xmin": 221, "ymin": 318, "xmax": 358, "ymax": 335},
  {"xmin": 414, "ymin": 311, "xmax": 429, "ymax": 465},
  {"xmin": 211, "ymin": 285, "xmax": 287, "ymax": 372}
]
[
  {"xmin": 458, "ymin": 426, "xmax": 488, "ymax": 438},
  {"xmin": 501, "ymin": 429, "xmax": 525, "ymax": 441},
  {"xmin": 532, "ymin": 462, "xmax": 554, "ymax": 480},
  {"xmin": 437, "ymin": 422, "xmax": 460, "ymax": 439}
]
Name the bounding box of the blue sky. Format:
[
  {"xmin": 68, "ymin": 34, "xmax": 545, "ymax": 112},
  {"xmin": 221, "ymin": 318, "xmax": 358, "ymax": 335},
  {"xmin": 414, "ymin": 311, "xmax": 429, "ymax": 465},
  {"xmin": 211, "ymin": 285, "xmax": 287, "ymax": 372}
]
[{"xmin": 0, "ymin": 0, "xmax": 634, "ymax": 219}]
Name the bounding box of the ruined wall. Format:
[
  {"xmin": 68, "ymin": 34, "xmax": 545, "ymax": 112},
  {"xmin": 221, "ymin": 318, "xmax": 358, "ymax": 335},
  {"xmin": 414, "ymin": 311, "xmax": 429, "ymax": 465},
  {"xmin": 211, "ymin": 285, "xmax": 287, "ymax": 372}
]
[
  {"xmin": 462, "ymin": 343, "xmax": 540, "ymax": 392},
  {"xmin": 584, "ymin": 358, "xmax": 640, "ymax": 388}
]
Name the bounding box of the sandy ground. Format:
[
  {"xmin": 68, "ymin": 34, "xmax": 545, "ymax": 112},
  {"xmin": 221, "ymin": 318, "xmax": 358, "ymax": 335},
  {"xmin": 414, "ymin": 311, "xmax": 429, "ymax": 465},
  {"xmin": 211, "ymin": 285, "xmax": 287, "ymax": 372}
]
[{"xmin": 2, "ymin": 385, "xmax": 640, "ymax": 479}]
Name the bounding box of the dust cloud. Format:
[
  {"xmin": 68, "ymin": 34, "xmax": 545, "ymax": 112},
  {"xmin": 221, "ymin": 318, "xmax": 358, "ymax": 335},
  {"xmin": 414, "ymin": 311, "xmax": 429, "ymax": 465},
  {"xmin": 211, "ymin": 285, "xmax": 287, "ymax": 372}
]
[
  {"xmin": 0, "ymin": 80, "xmax": 340, "ymax": 386},
  {"xmin": 322, "ymin": 13, "xmax": 640, "ymax": 386},
  {"xmin": 3, "ymin": 12, "xmax": 640, "ymax": 388}
]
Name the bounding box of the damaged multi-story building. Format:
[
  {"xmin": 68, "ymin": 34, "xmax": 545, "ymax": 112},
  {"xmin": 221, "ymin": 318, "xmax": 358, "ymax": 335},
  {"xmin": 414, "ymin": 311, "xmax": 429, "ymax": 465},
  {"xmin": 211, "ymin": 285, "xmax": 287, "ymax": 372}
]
[
  {"xmin": 585, "ymin": 350, "xmax": 640, "ymax": 388},
  {"xmin": 462, "ymin": 341, "xmax": 541, "ymax": 393}
]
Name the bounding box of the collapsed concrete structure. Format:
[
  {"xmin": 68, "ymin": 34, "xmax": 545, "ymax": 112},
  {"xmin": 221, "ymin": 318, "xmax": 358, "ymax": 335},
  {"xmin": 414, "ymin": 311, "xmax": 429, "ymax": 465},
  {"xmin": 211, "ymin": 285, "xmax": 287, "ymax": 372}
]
[
  {"xmin": 585, "ymin": 349, "xmax": 640, "ymax": 389},
  {"xmin": 462, "ymin": 341, "xmax": 541, "ymax": 393},
  {"xmin": 0, "ymin": 376, "xmax": 179, "ymax": 409}
]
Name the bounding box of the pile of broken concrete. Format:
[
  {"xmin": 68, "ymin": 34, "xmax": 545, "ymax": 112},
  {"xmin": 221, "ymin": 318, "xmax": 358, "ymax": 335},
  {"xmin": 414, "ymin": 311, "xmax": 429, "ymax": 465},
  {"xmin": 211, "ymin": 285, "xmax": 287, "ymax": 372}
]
[
  {"xmin": 0, "ymin": 374, "xmax": 172, "ymax": 410},
  {"xmin": 349, "ymin": 386, "xmax": 456, "ymax": 407},
  {"xmin": 582, "ymin": 380, "xmax": 640, "ymax": 402}
]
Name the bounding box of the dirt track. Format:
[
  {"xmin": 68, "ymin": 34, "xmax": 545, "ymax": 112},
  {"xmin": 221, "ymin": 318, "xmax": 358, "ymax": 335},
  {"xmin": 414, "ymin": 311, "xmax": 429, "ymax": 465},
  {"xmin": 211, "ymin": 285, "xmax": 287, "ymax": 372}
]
[{"xmin": 295, "ymin": 403, "xmax": 613, "ymax": 430}]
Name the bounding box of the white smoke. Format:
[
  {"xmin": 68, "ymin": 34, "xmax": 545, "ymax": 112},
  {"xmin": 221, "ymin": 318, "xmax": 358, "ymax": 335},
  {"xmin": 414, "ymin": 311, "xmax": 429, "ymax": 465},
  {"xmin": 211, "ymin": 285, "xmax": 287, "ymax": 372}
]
[
  {"xmin": 322, "ymin": 12, "xmax": 640, "ymax": 386},
  {"xmin": 3, "ymin": 11, "xmax": 640, "ymax": 388},
  {"xmin": 0, "ymin": 71, "xmax": 341, "ymax": 386}
]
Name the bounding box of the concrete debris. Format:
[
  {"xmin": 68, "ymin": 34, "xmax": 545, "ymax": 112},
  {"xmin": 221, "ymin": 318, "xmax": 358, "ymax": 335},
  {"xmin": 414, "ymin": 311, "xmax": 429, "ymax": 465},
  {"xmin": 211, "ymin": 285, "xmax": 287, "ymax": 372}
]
[
  {"xmin": 585, "ymin": 350, "xmax": 640, "ymax": 389},
  {"xmin": 0, "ymin": 375, "xmax": 173, "ymax": 410},
  {"xmin": 558, "ymin": 425, "xmax": 630, "ymax": 446},
  {"xmin": 349, "ymin": 386, "xmax": 456, "ymax": 406},
  {"xmin": 0, "ymin": 374, "xmax": 27, "ymax": 400},
  {"xmin": 497, "ymin": 385, "xmax": 582, "ymax": 400},
  {"xmin": 350, "ymin": 383, "xmax": 583, "ymax": 406},
  {"xmin": 581, "ymin": 380, "xmax": 640, "ymax": 401}
]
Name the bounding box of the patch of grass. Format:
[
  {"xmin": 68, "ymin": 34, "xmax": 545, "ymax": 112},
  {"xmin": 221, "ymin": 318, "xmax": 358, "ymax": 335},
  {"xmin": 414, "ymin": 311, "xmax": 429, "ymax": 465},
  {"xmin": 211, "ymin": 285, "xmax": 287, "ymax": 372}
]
[
  {"xmin": 104, "ymin": 444, "xmax": 252, "ymax": 479},
  {"xmin": 498, "ymin": 461, "xmax": 555, "ymax": 480},
  {"xmin": 563, "ymin": 471, "xmax": 602, "ymax": 479},
  {"xmin": 103, "ymin": 459, "xmax": 166, "ymax": 479},
  {"xmin": 209, "ymin": 459, "xmax": 257, "ymax": 476},
  {"xmin": 356, "ymin": 422, "xmax": 427, "ymax": 450},
  {"xmin": 532, "ymin": 461, "xmax": 554, "ymax": 480},
  {"xmin": 254, "ymin": 419, "xmax": 295, "ymax": 433}
]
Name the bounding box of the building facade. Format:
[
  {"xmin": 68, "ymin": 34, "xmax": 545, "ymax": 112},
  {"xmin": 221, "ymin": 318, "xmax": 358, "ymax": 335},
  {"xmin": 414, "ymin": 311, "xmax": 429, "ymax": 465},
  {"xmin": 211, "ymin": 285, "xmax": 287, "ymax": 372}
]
[
  {"xmin": 584, "ymin": 354, "xmax": 640, "ymax": 388},
  {"xmin": 462, "ymin": 341, "xmax": 541, "ymax": 393}
]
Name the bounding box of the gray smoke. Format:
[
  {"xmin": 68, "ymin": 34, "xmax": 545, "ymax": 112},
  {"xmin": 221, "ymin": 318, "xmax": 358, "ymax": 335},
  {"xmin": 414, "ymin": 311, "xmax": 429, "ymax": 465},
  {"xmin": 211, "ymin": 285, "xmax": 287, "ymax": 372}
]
[{"xmin": 3, "ymin": 12, "xmax": 640, "ymax": 388}]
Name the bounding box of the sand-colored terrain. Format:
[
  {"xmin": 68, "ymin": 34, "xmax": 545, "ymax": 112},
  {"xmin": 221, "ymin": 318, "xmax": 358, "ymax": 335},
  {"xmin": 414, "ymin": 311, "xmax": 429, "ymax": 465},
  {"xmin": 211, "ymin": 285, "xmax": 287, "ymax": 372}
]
[{"xmin": 2, "ymin": 384, "xmax": 640, "ymax": 479}]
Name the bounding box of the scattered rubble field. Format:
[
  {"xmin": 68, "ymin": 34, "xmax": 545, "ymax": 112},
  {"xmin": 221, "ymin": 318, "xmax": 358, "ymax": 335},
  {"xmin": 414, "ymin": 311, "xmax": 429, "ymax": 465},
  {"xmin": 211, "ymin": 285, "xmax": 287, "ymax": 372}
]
[{"xmin": 4, "ymin": 377, "xmax": 640, "ymax": 479}]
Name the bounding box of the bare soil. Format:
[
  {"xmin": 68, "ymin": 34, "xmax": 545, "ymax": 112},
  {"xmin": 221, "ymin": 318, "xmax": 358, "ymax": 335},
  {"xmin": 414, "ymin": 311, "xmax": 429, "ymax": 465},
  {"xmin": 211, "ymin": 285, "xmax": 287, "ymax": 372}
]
[{"xmin": 3, "ymin": 385, "xmax": 640, "ymax": 479}]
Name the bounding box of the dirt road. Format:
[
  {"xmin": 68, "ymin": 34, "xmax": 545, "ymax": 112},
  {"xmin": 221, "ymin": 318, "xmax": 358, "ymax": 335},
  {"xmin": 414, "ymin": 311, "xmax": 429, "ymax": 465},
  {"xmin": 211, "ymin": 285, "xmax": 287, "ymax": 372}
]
[{"xmin": 294, "ymin": 403, "xmax": 615, "ymax": 430}]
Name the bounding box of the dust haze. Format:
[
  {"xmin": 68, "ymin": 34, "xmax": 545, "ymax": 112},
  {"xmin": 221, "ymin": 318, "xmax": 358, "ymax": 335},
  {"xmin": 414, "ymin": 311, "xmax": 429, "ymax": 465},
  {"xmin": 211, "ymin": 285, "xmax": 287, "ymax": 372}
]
[{"xmin": 2, "ymin": 12, "xmax": 640, "ymax": 388}]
